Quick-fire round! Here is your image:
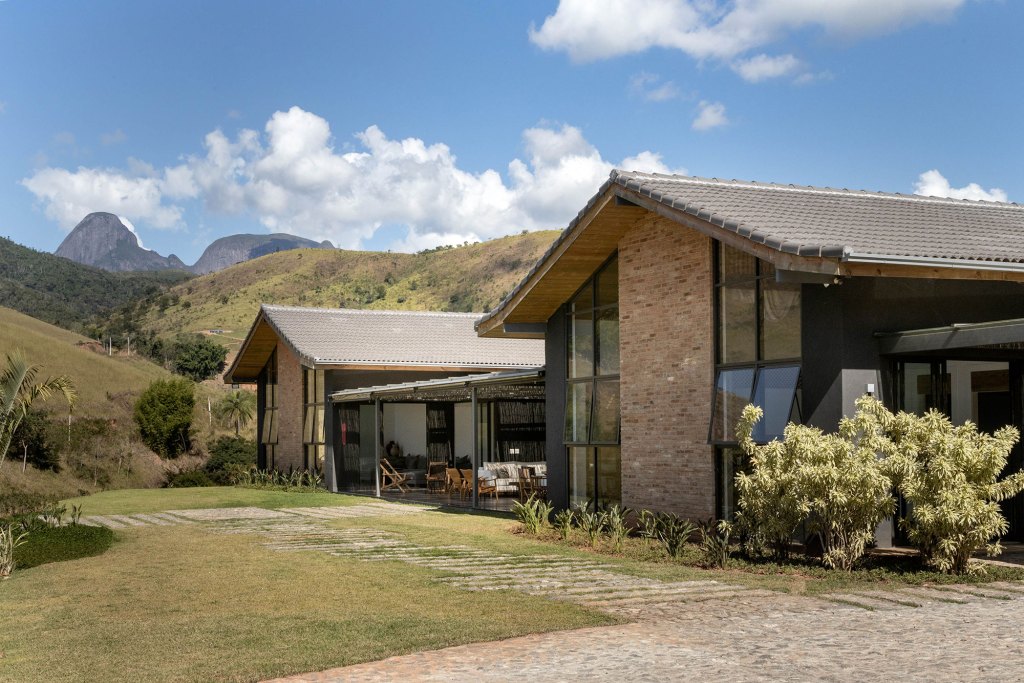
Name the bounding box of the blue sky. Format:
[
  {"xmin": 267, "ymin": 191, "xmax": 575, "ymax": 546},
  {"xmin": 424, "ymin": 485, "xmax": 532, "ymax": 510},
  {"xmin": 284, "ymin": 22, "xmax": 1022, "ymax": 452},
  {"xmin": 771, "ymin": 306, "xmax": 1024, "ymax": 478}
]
[{"xmin": 0, "ymin": 0, "xmax": 1021, "ymax": 264}]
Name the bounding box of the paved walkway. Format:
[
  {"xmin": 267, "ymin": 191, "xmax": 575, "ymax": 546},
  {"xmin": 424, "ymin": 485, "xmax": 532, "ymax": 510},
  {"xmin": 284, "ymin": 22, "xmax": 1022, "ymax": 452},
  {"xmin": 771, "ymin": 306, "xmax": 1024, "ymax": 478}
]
[{"xmin": 83, "ymin": 502, "xmax": 1024, "ymax": 681}]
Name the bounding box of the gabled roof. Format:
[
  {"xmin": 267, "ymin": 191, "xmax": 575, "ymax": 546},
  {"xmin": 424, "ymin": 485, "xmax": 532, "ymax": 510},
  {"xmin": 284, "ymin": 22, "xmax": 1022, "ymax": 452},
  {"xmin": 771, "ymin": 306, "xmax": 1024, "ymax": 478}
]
[
  {"xmin": 225, "ymin": 305, "xmax": 545, "ymax": 383},
  {"xmin": 477, "ymin": 170, "xmax": 1024, "ymax": 338}
]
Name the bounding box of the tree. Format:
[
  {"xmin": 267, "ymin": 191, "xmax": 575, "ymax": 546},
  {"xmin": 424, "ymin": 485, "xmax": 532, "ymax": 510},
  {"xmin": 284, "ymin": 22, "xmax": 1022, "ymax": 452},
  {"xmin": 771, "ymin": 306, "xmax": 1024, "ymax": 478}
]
[
  {"xmin": 215, "ymin": 390, "xmax": 256, "ymax": 436},
  {"xmin": 134, "ymin": 378, "xmax": 194, "ymax": 458},
  {"xmin": 12, "ymin": 408, "xmax": 60, "ymax": 472},
  {"xmin": 170, "ymin": 334, "xmax": 227, "ymax": 382},
  {"xmin": 0, "ymin": 349, "xmax": 76, "ymax": 468}
]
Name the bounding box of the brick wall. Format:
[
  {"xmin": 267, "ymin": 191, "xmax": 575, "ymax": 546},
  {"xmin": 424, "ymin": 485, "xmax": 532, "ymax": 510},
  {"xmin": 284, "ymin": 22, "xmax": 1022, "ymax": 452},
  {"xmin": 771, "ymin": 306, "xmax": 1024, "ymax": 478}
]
[
  {"xmin": 275, "ymin": 342, "xmax": 304, "ymax": 471},
  {"xmin": 618, "ymin": 213, "xmax": 715, "ymax": 519}
]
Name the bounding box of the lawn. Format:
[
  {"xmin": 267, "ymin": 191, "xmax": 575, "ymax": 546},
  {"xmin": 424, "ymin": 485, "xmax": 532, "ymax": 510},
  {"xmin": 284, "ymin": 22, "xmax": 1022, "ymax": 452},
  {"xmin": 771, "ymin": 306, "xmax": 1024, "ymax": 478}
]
[
  {"xmin": 61, "ymin": 486, "xmax": 370, "ymax": 516},
  {"xmin": 2, "ymin": 491, "xmax": 614, "ymax": 682}
]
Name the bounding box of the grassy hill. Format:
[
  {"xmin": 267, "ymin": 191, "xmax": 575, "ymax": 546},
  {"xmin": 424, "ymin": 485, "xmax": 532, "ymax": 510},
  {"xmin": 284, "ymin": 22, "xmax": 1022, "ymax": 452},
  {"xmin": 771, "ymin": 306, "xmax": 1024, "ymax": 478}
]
[
  {"xmin": 0, "ymin": 306, "xmax": 176, "ymax": 418},
  {"xmin": 140, "ymin": 231, "xmax": 559, "ymax": 352},
  {"xmin": 0, "ymin": 237, "xmax": 190, "ymax": 333}
]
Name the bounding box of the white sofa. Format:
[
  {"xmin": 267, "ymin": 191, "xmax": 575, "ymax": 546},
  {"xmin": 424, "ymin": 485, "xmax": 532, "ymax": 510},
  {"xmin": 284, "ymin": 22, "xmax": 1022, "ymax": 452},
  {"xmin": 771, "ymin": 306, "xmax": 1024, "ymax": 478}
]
[{"xmin": 480, "ymin": 461, "xmax": 547, "ymax": 495}]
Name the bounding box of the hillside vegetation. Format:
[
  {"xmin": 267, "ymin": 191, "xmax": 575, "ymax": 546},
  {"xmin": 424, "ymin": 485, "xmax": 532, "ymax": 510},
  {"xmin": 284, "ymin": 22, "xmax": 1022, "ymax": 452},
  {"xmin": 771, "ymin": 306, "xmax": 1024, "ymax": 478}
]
[
  {"xmin": 0, "ymin": 306, "xmax": 174, "ymax": 418},
  {"xmin": 140, "ymin": 231, "xmax": 559, "ymax": 349},
  {"xmin": 0, "ymin": 237, "xmax": 190, "ymax": 332}
]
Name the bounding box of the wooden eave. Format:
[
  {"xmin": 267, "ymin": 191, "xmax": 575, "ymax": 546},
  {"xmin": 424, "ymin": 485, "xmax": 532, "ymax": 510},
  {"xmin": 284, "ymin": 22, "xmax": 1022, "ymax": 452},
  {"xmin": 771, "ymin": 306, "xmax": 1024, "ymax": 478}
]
[
  {"xmin": 477, "ymin": 183, "xmax": 1024, "ymax": 339},
  {"xmin": 223, "ymin": 315, "xmax": 279, "ymax": 384}
]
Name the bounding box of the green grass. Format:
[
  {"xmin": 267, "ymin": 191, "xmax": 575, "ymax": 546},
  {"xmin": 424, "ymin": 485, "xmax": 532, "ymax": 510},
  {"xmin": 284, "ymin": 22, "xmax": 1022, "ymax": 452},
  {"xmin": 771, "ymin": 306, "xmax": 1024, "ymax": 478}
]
[
  {"xmin": 62, "ymin": 486, "xmax": 378, "ymax": 516},
  {"xmin": 13, "ymin": 525, "xmax": 115, "ymax": 569},
  {"xmin": 0, "ymin": 306, "xmax": 173, "ymax": 418},
  {"xmin": 0, "ymin": 524, "xmax": 614, "ymax": 682}
]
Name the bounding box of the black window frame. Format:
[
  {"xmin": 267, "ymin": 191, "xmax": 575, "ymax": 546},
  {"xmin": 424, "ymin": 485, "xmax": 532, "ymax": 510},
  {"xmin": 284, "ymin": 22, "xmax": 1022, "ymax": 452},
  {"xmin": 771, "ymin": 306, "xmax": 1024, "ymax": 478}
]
[
  {"xmin": 564, "ymin": 253, "xmax": 621, "ymax": 508},
  {"xmin": 709, "ymin": 241, "xmax": 803, "ymax": 447}
]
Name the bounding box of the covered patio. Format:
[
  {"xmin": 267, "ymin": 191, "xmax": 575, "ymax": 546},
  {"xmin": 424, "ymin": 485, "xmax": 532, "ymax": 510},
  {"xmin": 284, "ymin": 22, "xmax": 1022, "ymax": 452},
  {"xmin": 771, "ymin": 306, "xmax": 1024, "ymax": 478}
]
[{"xmin": 330, "ymin": 368, "xmax": 547, "ymax": 512}]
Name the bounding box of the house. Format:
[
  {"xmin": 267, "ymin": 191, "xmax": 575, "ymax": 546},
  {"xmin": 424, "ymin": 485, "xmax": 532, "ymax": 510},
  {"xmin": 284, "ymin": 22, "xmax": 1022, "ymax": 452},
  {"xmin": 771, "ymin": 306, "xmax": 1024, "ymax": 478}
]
[
  {"xmin": 477, "ymin": 170, "xmax": 1024, "ymax": 542},
  {"xmin": 224, "ymin": 305, "xmax": 545, "ymax": 497}
]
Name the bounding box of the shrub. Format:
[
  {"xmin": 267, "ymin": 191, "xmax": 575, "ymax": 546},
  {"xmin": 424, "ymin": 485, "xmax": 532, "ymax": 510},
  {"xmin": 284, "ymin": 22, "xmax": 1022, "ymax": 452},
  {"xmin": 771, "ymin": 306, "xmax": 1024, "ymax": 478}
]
[
  {"xmin": 698, "ymin": 518, "xmax": 732, "ymax": 569},
  {"xmin": 573, "ymin": 502, "xmax": 606, "ymax": 547},
  {"xmin": 637, "ymin": 509, "xmax": 659, "ymax": 545},
  {"xmin": 13, "ymin": 525, "xmax": 114, "ymax": 570},
  {"xmin": 876, "ymin": 401, "xmax": 1024, "ymax": 574},
  {"xmin": 652, "ymin": 512, "xmax": 696, "ymax": 559},
  {"xmin": 204, "ymin": 436, "xmax": 256, "ymax": 484},
  {"xmin": 231, "ymin": 468, "xmax": 323, "ymax": 491},
  {"xmin": 0, "ymin": 523, "xmax": 28, "ymax": 578},
  {"xmin": 134, "ymin": 378, "xmax": 194, "ymax": 458},
  {"xmin": 10, "ymin": 409, "xmax": 60, "ymax": 472},
  {"xmin": 602, "ymin": 504, "xmax": 633, "ymax": 552},
  {"xmin": 553, "ymin": 508, "xmax": 575, "ymax": 541},
  {"xmin": 512, "ymin": 494, "xmax": 552, "ymax": 534},
  {"xmin": 736, "ymin": 400, "xmax": 895, "ymax": 570},
  {"xmin": 166, "ymin": 468, "xmax": 215, "ymax": 488}
]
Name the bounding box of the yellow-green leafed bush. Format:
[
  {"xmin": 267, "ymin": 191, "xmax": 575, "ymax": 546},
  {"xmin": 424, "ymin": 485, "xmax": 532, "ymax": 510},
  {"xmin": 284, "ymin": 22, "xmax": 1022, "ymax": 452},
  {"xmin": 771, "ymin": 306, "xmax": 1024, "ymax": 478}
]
[
  {"xmin": 736, "ymin": 399, "xmax": 895, "ymax": 570},
  {"xmin": 874, "ymin": 402, "xmax": 1024, "ymax": 575}
]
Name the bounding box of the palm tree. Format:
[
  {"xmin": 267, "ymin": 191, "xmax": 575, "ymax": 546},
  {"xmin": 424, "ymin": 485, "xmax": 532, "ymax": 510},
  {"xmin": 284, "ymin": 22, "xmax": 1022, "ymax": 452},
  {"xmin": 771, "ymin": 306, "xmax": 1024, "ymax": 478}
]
[
  {"xmin": 216, "ymin": 390, "xmax": 256, "ymax": 436},
  {"xmin": 0, "ymin": 350, "xmax": 76, "ymax": 468}
]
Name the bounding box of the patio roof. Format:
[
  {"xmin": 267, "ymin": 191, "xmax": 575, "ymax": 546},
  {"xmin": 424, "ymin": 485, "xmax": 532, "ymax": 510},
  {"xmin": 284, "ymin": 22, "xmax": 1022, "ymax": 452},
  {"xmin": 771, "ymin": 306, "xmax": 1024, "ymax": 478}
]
[
  {"xmin": 876, "ymin": 318, "xmax": 1024, "ymax": 355},
  {"xmin": 329, "ymin": 367, "xmax": 545, "ymax": 403}
]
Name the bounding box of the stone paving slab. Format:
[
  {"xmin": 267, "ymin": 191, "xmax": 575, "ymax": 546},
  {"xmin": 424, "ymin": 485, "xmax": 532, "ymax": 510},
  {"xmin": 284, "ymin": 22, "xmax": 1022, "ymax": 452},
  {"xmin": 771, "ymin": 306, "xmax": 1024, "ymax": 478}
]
[{"xmin": 265, "ymin": 595, "xmax": 1024, "ymax": 682}]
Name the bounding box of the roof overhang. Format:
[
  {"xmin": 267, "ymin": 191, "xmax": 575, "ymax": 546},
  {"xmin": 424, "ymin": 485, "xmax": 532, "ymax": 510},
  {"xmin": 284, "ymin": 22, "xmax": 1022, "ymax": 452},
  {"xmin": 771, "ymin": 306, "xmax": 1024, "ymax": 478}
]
[
  {"xmin": 329, "ymin": 367, "xmax": 545, "ymax": 403},
  {"xmin": 478, "ymin": 176, "xmax": 1024, "ymax": 339},
  {"xmin": 876, "ymin": 318, "xmax": 1024, "ymax": 355},
  {"xmin": 224, "ymin": 311, "xmax": 279, "ymax": 384}
]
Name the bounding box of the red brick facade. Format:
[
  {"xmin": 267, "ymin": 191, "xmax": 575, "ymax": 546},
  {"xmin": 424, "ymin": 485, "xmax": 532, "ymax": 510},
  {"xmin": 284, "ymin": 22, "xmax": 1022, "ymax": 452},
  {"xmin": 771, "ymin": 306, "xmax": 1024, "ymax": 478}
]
[
  {"xmin": 274, "ymin": 342, "xmax": 304, "ymax": 471},
  {"xmin": 618, "ymin": 213, "xmax": 716, "ymax": 519}
]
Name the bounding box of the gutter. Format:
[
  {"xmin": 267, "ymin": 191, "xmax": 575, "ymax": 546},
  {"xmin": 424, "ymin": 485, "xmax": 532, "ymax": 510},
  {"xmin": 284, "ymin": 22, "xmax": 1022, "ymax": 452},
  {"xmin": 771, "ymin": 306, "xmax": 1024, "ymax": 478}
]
[{"xmin": 842, "ymin": 252, "xmax": 1024, "ymax": 273}]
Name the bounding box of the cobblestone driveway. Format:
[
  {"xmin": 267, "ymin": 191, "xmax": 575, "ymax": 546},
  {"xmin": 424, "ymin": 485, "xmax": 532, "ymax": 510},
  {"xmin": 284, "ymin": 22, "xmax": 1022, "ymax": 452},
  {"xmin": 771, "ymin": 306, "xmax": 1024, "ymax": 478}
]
[{"xmin": 271, "ymin": 593, "xmax": 1024, "ymax": 682}]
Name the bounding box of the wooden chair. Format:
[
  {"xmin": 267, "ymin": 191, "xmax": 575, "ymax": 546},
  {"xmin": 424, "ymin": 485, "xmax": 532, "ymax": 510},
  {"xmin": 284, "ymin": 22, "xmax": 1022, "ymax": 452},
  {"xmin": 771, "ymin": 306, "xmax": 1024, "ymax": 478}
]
[
  {"xmin": 520, "ymin": 464, "xmax": 536, "ymax": 501},
  {"xmin": 426, "ymin": 461, "xmax": 448, "ymax": 493},
  {"xmin": 445, "ymin": 467, "xmax": 465, "ymax": 497},
  {"xmin": 380, "ymin": 458, "xmax": 409, "ymax": 492},
  {"xmin": 476, "ymin": 471, "xmax": 498, "ymax": 500},
  {"xmin": 458, "ymin": 468, "xmax": 474, "ymax": 500}
]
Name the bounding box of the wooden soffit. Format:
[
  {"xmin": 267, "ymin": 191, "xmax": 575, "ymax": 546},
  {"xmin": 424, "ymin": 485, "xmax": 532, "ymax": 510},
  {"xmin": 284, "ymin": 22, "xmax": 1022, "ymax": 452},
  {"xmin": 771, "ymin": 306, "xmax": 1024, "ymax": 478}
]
[
  {"xmin": 223, "ymin": 316, "xmax": 278, "ymax": 384},
  {"xmin": 477, "ymin": 188, "xmax": 645, "ymax": 337}
]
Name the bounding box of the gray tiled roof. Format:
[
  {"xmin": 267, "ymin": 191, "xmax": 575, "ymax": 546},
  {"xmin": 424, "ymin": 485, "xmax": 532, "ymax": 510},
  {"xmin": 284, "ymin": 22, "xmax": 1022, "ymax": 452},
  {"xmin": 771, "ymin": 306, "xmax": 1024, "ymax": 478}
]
[
  {"xmin": 478, "ymin": 170, "xmax": 1024, "ymax": 331},
  {"xmin": 615, "ymin": 171, "xmax": 1024, "ymax": 262},
  {"xmin": 261, "ymin": 305, "xmax": 544, "ymax": 368}
]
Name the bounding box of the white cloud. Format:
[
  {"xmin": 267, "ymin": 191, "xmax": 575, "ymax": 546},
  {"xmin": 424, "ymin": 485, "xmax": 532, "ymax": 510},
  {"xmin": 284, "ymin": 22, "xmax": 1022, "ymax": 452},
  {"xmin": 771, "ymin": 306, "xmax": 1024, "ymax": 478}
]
[
  {"xmin": 692, "ymin": 101, "xmax": 728, "ymax": 131},
  {"xmin": 22, "ymin": 106, "xmax": 686, "ymax": 251},
  {"xmin": 101, "ymin": 129, "xmax": 127, "ymax": 145},
  {"xmin": 732, "ymin": 53, "xmax": 802, "ymax": 82},
  {"xmin": 21, "ymin": 167, "xmax": 184, "ymax": 230},
  {"xmin": 52, "ymin": 131, "xmax": 76, "ymax": 147},
  {"xmin": 914, "ymin": 169, "xmax": 1008, "ymax": 203},
  {"xmin": 629, "ymin": 72, "xmax": 680, "ymax": 101},
  {"xmin": 530, "ymin": 0, "xmax": 965, "ymax": 74},
  {"xmin": 117, "ymin": 215, "xmax": 148, "ymax": 250},
  {"xmin": 0, "ymin": 101, "xmax": 7, "ymax": 114}
]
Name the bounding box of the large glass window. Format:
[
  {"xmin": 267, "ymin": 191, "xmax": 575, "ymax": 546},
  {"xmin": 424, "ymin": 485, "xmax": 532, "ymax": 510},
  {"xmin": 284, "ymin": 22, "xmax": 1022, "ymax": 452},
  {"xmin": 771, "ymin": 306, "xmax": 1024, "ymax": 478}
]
[
  {"xmin": 565, "ymin": 255, "xmax": 620, "ymax": 507},
  {"xmin": 711, "ymin": 243, "xmax": 802, "ymax": 517},
  {"xmin": 258, "ymin": 349, "xmax": 279, "ymax": 469},
  {"xmin": 302, "ymin": 367, "xmax": 326, "ymax": 471}
]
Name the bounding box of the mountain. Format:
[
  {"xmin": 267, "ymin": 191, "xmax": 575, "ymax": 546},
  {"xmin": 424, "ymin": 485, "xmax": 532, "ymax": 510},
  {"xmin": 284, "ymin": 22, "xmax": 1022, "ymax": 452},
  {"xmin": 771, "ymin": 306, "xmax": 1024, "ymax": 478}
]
[
  {"xmin": 0, "ymin": 237, "xmax": 190, "ymax": 332},
  {"xmin": 55, "ymin": 213, "xmax": 188, "ymax": 272},
  {"xmin": 191, "ymin": 233, "xmax": 334, "ymax": 275},
  {"xmin": 138, "ymin": 231, "xmax": 560, "ymax": 356}
]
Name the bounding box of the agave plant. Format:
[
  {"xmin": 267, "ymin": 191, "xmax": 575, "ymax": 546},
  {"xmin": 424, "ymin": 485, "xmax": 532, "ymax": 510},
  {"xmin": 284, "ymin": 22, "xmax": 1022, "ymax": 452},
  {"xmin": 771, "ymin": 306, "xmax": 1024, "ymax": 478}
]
[{"xmin": 0, "ymin": 523, "xmax": 28, "ymax": 579}]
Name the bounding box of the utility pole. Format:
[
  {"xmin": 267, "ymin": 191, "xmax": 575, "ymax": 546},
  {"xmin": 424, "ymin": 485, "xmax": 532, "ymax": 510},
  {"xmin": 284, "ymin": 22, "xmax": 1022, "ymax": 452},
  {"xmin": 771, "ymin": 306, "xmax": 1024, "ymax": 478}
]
[{"xmin": 125, "ymin": 334, "xmax": 131, "ymax": 357}]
